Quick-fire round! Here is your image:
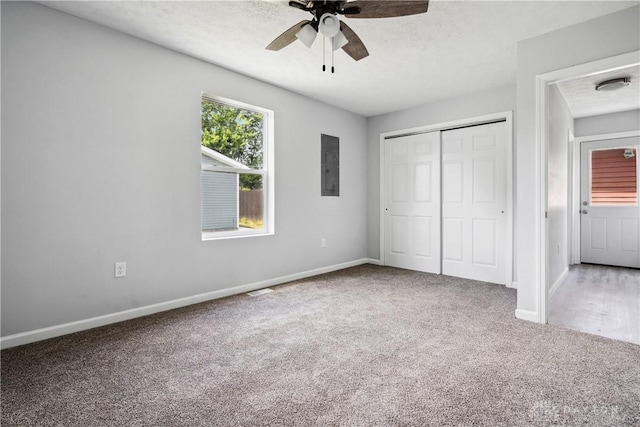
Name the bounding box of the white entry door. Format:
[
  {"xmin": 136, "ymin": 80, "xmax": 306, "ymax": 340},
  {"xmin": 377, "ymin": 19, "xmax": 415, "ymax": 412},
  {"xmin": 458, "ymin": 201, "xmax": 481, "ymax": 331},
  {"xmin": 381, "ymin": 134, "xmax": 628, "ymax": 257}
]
[
  {"xmin": 580, "ymin": 138, "xmax": 640, "ymax": 268},
  {"xmin": 384, "ymin": 132, "xmax": 441, "ymax": 273},
  {"xmin": 441, "ymin": 122, "xmax": 507, "ymax": 284}
]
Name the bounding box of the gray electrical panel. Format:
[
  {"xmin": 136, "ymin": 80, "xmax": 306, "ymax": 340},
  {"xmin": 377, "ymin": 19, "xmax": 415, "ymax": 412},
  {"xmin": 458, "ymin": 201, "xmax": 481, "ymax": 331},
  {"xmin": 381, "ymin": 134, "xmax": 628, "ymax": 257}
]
[{"xmin": 321, "ymin": 134, "xmax": 339, "ymax": 196}]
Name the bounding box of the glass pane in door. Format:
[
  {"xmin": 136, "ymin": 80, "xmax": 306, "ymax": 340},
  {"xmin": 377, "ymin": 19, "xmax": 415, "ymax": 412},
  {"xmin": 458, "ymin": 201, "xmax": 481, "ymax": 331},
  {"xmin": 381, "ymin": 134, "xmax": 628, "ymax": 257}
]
[{"xmin": 591, "ymin": 148, "xmax": 637, "ymax": 205}]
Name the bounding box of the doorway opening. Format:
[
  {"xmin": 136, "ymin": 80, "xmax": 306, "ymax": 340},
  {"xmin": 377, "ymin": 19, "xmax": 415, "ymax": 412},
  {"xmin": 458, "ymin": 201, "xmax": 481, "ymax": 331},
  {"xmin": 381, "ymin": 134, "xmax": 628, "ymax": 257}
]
[{"xmin": 536, "ymin": 51, "xmax": 640, "ymax": 341}]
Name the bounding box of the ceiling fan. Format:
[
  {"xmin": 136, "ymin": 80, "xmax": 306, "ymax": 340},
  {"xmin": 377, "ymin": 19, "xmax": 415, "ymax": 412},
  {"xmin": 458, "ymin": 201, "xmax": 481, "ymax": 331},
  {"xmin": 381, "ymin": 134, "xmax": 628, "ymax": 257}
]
[{"xmin": 266, "ymin": 1, "xmax": 429, "ymax": 72}]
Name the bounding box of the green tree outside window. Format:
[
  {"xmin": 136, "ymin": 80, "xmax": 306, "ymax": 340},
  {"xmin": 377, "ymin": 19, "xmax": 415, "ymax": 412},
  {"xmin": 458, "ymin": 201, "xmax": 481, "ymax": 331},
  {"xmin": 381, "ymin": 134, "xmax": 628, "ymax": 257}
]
[{"xmin": 201, "ymin": 99, "xmax": 264, "ymax": 190}]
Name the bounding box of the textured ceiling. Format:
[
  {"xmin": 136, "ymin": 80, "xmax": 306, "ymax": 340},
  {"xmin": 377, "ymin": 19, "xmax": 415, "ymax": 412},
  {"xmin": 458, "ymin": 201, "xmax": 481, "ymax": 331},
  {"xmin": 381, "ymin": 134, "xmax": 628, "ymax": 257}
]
[
  {"xmin": 556, "ymin": 65, "xmax": 640, "ymax": 118},
  {"xmin": 40, "ymin": 1, "xmax": 639, "ymax": 117}
]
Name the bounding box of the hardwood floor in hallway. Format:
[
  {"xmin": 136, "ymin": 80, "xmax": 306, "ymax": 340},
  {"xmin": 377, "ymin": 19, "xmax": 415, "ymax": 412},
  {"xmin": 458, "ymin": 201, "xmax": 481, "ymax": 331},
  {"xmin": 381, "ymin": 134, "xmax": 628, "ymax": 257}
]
[{"xmin": 549, "ymin": 264, "xmax": 640, "ymax": 345}]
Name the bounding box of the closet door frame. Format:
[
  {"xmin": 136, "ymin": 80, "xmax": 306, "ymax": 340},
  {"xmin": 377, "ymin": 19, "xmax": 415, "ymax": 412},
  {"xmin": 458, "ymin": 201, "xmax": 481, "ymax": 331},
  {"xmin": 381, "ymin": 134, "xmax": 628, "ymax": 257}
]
[{"xmin": 378, "ymin": 111, "xmax": 515, "ymax": 288}]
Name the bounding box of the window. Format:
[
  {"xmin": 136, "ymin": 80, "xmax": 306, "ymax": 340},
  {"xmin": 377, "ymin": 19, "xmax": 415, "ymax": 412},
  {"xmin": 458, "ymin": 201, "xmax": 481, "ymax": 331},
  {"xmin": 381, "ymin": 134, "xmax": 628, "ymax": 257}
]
[
  {"xmin": 590, "ymin": 147, "xmax": 637, "ymax": 205},
  {"xmin": 201, "ymin": 95, "xmax": 274, "ymax": 239}
]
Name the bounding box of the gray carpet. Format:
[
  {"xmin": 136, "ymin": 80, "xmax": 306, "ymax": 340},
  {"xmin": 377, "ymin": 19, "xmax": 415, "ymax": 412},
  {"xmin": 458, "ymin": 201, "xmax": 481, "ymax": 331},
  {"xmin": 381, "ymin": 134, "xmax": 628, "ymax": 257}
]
[{"xmin": 2, "ymin": 265, "xmax": 639, "ymax": 426}]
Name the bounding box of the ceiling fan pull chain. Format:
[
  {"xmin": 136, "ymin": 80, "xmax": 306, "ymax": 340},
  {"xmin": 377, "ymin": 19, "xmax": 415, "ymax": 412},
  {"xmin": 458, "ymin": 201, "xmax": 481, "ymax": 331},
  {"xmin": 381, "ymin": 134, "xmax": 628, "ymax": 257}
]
[
  {"xmin": 322, "ymin": 36, "xmax": 326, "ymax": 72},
  {"xmin": 331, "ymin": 45, "xmax": 335, "ymax": 74}
]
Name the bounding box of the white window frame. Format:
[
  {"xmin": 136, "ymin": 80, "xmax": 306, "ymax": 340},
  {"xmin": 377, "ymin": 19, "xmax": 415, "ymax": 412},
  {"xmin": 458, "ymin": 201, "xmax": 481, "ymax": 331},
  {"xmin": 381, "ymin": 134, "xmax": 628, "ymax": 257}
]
[{"xmin": 201, "ymin": 94, "xmax": 274, "ymax": 240}]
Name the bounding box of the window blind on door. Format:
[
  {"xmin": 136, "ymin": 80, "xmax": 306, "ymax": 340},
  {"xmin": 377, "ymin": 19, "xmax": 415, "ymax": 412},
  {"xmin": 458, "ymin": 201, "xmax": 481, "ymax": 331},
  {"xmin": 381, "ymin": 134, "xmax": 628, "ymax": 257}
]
[{"xmin": 591, "ymin": 148, "xmax": 637, "ymax": 205}]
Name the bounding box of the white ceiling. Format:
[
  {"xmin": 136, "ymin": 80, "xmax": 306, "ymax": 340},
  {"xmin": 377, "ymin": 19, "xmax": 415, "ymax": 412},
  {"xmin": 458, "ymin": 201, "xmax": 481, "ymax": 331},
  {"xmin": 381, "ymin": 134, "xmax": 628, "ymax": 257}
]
[
  {"xmin": 40, "ymin": 0, "xmax": 639, "ymax": 117},
  {"xmin": 555, "ymin": 65, "xmax": 640, "ymax": 118}
]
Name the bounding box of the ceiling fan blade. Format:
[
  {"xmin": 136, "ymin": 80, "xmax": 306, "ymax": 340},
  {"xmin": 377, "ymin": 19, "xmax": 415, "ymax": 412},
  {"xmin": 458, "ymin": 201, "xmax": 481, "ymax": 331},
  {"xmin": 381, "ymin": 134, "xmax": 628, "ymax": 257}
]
[
  {"xmin": 288, "ymin": 1, "xmax": 311, "ymax": 12},
  {"xmin": 266, "ymin": 20, "xmax": 311, "ymax": 51},
  {"xmin": 345, "ymin": 1, "xmax": 429, "ymax": 19},
  {"xmin": 339, "ymin": 21, "xmax": 369, "ymax": 61},
  {"xmin": 339, "ymin": 2, "xmax": 362, "ymax": 15}
]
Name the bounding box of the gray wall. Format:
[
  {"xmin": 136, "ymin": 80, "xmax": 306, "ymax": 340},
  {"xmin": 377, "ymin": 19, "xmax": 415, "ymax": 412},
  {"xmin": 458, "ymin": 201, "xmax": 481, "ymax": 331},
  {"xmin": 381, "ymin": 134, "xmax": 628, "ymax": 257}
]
[
  {"xmin": 516, "ymin": 6, "xmax": 640, "ymax": 316},
  {"xmin": 366, "ymin": 85, "xmax": 516, "ymax": 261},
  {"xmin": 1, "ymin": 2, "xmax": 368, "ymax": 336},
  {"xmin": 575, "ymin": 109, "xmax": 640, "ymax": 137},
  {"xmin": 547, "ymin": 85, "xmax": 574, "ymax": 289}
]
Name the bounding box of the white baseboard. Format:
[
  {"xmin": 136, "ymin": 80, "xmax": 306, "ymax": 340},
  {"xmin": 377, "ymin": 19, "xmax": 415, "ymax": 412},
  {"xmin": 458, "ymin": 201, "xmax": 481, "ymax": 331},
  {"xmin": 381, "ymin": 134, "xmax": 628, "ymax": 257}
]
[
  {"xmin": 515, "ymin": 308, "xmax": 540, "ymax": 323},
  {"xmin": 365, "ymin": 258, "xmax": 382, "ymax": 265},
  {"xmin": 1, "ymin": 258, "xmax": 371, "ymax": 349},
  {"xmin": 507, "ymin": 281, "xmax": 518, "ymax": 289},
  {"xmin": 548, "ymin": 267, "xmax": 569, "ymax": 299}
]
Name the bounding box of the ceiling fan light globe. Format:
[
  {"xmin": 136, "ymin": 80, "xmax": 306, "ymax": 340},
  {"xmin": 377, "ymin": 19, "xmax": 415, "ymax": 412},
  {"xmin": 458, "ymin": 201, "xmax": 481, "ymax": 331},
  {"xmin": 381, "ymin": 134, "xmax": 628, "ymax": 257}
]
[
  {"xmin": 332, "ymin": 30, "xmax": 348, "ymax": 51},
  {"xmin": 295, "ymin": 24, "xmax": 317, "ymax": 48},
  {"xmin": 319, "ymin": 13, "xmax": 340, "ymax": 38}
]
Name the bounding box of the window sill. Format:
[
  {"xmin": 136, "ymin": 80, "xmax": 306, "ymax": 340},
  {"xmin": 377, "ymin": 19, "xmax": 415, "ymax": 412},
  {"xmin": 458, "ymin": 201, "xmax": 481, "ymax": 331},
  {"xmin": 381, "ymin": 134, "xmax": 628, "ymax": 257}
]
[{"xmin": 201, "ymin": 228, "xmax": 274, "ymax": 241}]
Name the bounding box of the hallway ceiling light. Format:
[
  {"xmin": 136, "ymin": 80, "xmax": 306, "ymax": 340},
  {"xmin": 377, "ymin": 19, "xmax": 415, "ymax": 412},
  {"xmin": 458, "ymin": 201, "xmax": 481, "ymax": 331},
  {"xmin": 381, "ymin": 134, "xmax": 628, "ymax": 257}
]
[{"xmin": 595, "ymin": 77, "xmax": 631, "ymax": 92}]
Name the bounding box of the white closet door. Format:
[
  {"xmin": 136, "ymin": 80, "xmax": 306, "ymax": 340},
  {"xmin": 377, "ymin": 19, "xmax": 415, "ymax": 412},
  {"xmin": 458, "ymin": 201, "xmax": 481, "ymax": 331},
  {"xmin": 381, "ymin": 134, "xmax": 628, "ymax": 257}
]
[
  {"xmin": 384, "ymin": 132, "xmax": 441, "ymax": 273},
  {"xmin": 441, "ymin": 122, "xmax": 507, "ymax": 284}
]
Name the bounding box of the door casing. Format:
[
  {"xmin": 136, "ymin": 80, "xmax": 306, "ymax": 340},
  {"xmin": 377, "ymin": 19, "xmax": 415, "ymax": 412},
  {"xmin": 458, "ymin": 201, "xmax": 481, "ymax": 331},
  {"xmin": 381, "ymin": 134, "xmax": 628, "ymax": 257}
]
[{"xmin": 533, "ymin": 50, "xmax": 640, "ymax": 325}]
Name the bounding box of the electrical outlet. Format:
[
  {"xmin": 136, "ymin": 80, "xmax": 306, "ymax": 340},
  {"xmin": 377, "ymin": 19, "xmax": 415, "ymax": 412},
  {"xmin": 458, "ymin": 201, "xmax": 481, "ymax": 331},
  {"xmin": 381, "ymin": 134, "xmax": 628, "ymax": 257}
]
[
  {"xmin": 321, "ymin": 238, "xmax": 326, "ymax": 248},
  {"xmin": 115, "ymin": 262, "xmax": 126, "ymax": 278}
]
